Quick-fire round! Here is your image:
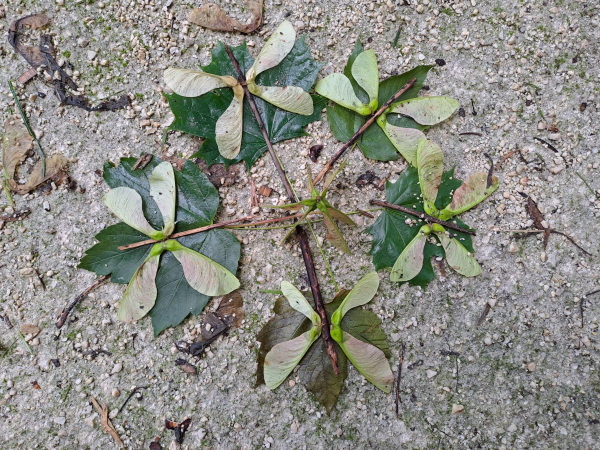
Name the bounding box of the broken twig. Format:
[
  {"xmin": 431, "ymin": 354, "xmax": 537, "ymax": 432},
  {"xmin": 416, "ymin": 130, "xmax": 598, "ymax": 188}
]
[
  {"xmin": 369, "ymin": 199, "xmax": 476, "ymax": 236},
  {"xmin": 56, "ymin": 275, "xmax": 110, "ymax": 328},
  {"xmin": 395, "ymin": 342, "xmax": 406, "ymax": 417},
  {"xmin": 314, "ymin": 78, "xmax": 417, "ymax": 184},
  {"xmin": 118, "ymin": 386, "xmax": 149, "ymax": 414}
]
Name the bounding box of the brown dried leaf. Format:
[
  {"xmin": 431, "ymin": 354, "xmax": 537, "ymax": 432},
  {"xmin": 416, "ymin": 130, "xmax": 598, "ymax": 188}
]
[
  {"xmin": 2, "ymin": 120, "xmax": 33, "ymax": 181},
  {"xmin": 201, "ymin": 312, "xmax": 228, "ymax": 341},
  {"xmin": 149, "ymin": 438, "xmax": 163, "ymax": 450},
  {"xmin": 175, "ymin": 359, "xmax": 198, "ymax": 375},
  {"xmin": 19, "ymin": 323, "xmax": 41, "ymax": 336},
  {"xmin": 9, "ymin": 154, "xmax": 69, "ymax": 195},
  {"xmin": 215, "ymin": 290, "xmax": 245, "ymax": 328},
  {"xmin": 91, "ymin": 398, "xmax": 124, "ymax": 446},
  {"xmin": 257, "ymin": 185, "xmax": 272, "ymax": 197},
  {"xmin": 165, "ymin": 418, "xmax": 192, "ymax": 444},
  {"xmin": 195, "ymin": 160, "xmax": 238, "ymax": 187},
  {"xmin": 525, "ymin": 195, "xmax": 550, "ymax": 249},
  {"xmin": 189, "ymin": 0, "xmax": 263, "ymax": 33},
  {"xmin": 8, "ymin": 14, "xmax": 50, "ymax": 68}
]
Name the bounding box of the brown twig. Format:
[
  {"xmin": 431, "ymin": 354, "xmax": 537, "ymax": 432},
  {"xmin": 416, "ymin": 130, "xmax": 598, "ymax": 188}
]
[
  {"xmin": 56, "ymin": 275, "xmax": 110, "ymax": 329},
  {"xmin": 225, "ymin": 211, "xmax": 318, "ymax": 228},
  {"xmin": 33, "ymin": 268, "xmax": 46, "ymax": 291},
  {"xmin": 91, "ymin": 398, "xmax": 123, "ymax": 446},
  {"xmin": 119, "ymin": 386, "xmax": 148, "ymax": 414},
  {"xmin": 357, "ymin": 208, "xmax": 375, "ymax": 219},
  {"xmin": 458, "ymin": 132, "xmax": 483, "ymax": 137},
  {"xmin": 117, "ymin": 215, "xmax": 256, "ymax": 251},
  {"xmin": 369, "ymin": 199, "xmax": 476, "ymax": 236},
  {"xmin": 533, "ymin": 137, "xmax": 559, "ymax": 153},
  {"xmin": 313, "ymin": 78, "xmax": 417, "ymax": 184},
  {"xmin": 224, "ymin": 44, "xmax": 339, "ymax": 374},
  {"xmin": 395, "ymin": 342, "xmax": 406, "ymax": 417},
  {"xmin": 0, "ymin": 208, "xmax": 31, "ymax": 222},
  {"xmin": 495, "ymin": 149, "xmax": 519, "ymax": 169},
  {"xmin": 508, "ymin": 229, "xmax": 591, "ymax": 256},
  {"xmin": 476, "ymin": 303, "xmax": 491, "ymax": 327}
]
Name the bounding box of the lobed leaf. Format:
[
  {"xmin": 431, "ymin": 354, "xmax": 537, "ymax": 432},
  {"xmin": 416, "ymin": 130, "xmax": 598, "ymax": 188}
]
[
  {"xmin": 389, "ymin": 96, "xmax": 459, "ymax": 126},
  {"xmin": 248, "ymin": 20, "xmax": 296, "ymax": 80},
  {"xmin": 215, "ymin": 85, "xmax": 245, "ymax": 159},
  {"xmin": 338, "ymin": 332, "xmax": 394, "ymax": 393},
  {"xmin": 117, "ymin": 248, "xmax": 162, "ymax": 323},
  {"xmin": 390, "ymin": 225, "xmax": 427, "ymax": 282},
  {"xmin": 442, "ymin": 171, "xmax": 499, "ymax": 218},
  {"xmin": 149, "ymin": 161, "xmax": 176, "ymax": 236},
  {"xmin": 264, "ymin": 330, "xmax": 320, "ymax": 390},
  {"xmin": 163, "ymin": 68, "xmax": 236, "ymax": 97},
  {"xmin": 350, "ymin": 49, "xmax": 379, "ymax": 110},
  {"xmin": 103, "ymin": 187, "xmax": 162, "ymax": 239},
  {"xmin": 416, "ymin": 139, "xmax": 444, "ymax": 212},
  {"xmin": 436, "ymin": 232, "xmax": 482, "ymax": 277},
  {"xmin": 331, "ymin": 272, "xmax": 379, "ymax": 326}
]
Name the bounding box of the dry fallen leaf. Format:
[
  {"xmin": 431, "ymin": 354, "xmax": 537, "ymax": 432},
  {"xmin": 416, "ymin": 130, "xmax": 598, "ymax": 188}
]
[
  {"xmin": 216, "ymin": 290, "xmax": 245, "ymax": 328},
  {"xmin": 20, "ymin": 323, "xmax": 41, "ymax": 336},
  {"xmin": 8, "ymin": 14, "xmax": 50, "ymax": 69},
  {"xmin": 189, "ymin": 0, "xmax": 263, "ymax": 33},
  {"xmin": 2, "ymin": 119, "xmax": 33, "ymax": 181},
  {"xmin": 91, "ymin": 397, "xmax": 124, "ymax": 446},
  {"xmin": 10, "ymin": 154, "xmax": 69, "ymax": 195}
]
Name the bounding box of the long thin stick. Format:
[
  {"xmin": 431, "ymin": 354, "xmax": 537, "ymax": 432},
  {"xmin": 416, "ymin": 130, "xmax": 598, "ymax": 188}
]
[
  {"xmin": 224, "ymin": 44, "xmax": 339, "ymax": 374},
  {"xmin": 117, "ymin": 215, "xmax": 256, "ymax": 251},
  {"xmin": 507, "ymin": 229, "xmax": 591, "ymax": 256},
  {"xmin": 370, "ymin": 199, "xmax": 476, "ymax": 236},
  {"xmin": 56, "ymin": 275, "xmax": 110, "ymax": 328},
  {"xmin": 8, "ymin": 80, "xmax": 46, "ymax": 176},
  {"xmin": 395, "ymin": 342, "xmax": 406, "ymax": 417},
  {"xmin": 313, "ymin": 78, "xmax": 417, "ymax": 184}
]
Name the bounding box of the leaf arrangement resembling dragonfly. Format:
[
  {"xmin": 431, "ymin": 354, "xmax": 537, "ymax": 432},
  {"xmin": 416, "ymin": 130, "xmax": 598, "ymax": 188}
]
[
  {"xmin": 368, "ymin": 139, "xmax": 499, "ymax": 287},
  {"xmin": 164, "ymin": 21, "xmax": 314, "ymax": 161},
  {"xmin": 79, "ymin": 156, "xmax": 241, "ymax": 335},
  {"xmin": 274, "ymin": 162, "xmax": 355, "ymax": 254},
  {"xmin": 317, "ymin": 40, "xmax": 458, "ymax": 163},
  {"xmin": 257, "ymin": 272, "xmax": 393, "ymax": 413}
]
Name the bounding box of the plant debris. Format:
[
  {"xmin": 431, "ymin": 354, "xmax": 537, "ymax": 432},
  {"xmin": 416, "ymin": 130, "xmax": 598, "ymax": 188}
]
[
  {"xmin": 165, "ymin": 418, "xmax": 192, "ymax": 444},
  {"xmin": 189, "ymin": 0, "xmax": 263, "ymax": 34},
  {"xmin": 175, "ymin": 359, "xmax": 198, "ymax": 375},
  {"xmin": 514, "ymin": 193, "xmax": 591, "ymax": 256},
  {"xmin": 91, "ymin": 397, "xmax": 123, "ymax": 446},
  {"xmin": 9, "ymin": 14, "xmax": 129, "ymax": 112},
  {"xmin": 196, "ymin": 160, "xmax": 239, "ymax": 187},
  {"xmin": 118, "ymin": 386, "xmax": 148, "ymax": 413},
  {"xmin": 149, "ymin": 437, "xmax": 162, "ymax": 450},
  {"xmin": 355, "ymin": 170, "xmax": 386, "ymax": 190},
  {"xmin": 2, "ymin": 119, "xmax": 69, "ymax": 195},
  {"xmin": 176, "ymin": 291, "xmax": 244, "ymax": 357},
  {"xmin": 309, "ymin": 145, "xmax": 323, "ymax": 162}
]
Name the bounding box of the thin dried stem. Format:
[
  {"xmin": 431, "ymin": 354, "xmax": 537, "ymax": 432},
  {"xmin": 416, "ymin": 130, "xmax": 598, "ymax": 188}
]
[
  {"xmin": 370, "ymin": 199, "xmax": 476, "ymax": 236},
  {"xmin": 224, "ymin": 44, "xmax": 339, "ymax": 374},
  {"xmin": 313, "ymin": 78, "xmax": 417, "ymax": 184}
]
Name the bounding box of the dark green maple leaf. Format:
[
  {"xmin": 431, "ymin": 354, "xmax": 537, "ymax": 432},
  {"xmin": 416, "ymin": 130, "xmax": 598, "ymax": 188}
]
[
  {"xmin": 78, "ymin": 156, "xmax": 240, "ymax": 336},
  {"xmin": 166, "ymin": 40, "xmax": 326, "ymax": 168},
  {"xmin": 367, "ymin": 166, "xmax": 474, "ymax": 288},
  {"xmin": 326, "ymin": 40, "xmax": 433, "ymax": 162},
  {"xmin": 256, "ymin": 290, "xmax": 390, "ymax": 414}
]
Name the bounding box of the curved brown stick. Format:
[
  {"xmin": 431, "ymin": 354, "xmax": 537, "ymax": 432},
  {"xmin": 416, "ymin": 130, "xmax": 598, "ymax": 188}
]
[
  {"xmin": 313, "ymin": 78, "xmax": 417, "ymax": 184},
  {"xmin": 370, "ymin": 199, "xmax": 476, "ymax": 236},
  {"xmin": 56, "ymin": 275, "xmax": 110, "ymax": 329},
  {"xmin": 117, "ymin": 215, "xmax": 256, "ymax": 251},
  {"xmin": 224, "ymin": 44, "xmax": 339, "ymax": 374}
]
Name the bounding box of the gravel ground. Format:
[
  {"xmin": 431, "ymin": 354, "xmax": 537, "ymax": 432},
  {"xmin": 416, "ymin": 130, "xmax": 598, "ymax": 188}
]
[{"xmin": 1, "ymin": 0, "xmax": 600, "ymax": 449}]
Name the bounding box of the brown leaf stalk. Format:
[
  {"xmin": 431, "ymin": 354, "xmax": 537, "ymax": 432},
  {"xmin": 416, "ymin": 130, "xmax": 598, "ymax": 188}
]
[
  {"xmin": 224, "ymin": 44, "xmax": 339, "ymax": 375},
  {"xmin": 313, "ymin": 78, "xmax": 417, "ymax": 184},
  {"xmin": 116, "ymin": 215, "xmax": 256, "ymax": 251},
  {"xmin": 369, "ymin": 199, "xmax": 476, "ymax": 236}
]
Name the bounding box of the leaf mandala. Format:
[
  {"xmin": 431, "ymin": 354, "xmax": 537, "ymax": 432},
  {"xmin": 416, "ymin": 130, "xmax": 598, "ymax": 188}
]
[
  {"xmin": 78, "ymin": 156, "xmax": 241, "ymax": 336},
  {"xmin": 165, "ymin": 21, "xmax": 326, "ymax": 169}
]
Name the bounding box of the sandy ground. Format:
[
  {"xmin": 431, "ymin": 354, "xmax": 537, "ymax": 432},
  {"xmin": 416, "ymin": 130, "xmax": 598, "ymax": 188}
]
[{"xmin": 1, "ymin": 0, "xmax": 599, "ymax": 449}]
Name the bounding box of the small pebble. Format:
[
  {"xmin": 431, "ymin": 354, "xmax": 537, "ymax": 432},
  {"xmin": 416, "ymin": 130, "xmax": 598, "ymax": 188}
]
[
  {"xmin": 452, "ymin": 404, "xmax": 464, "ymax": 414},
  {"xmin": 111, "ymin": 388, "xmax": 120, "ymax": 397}
]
